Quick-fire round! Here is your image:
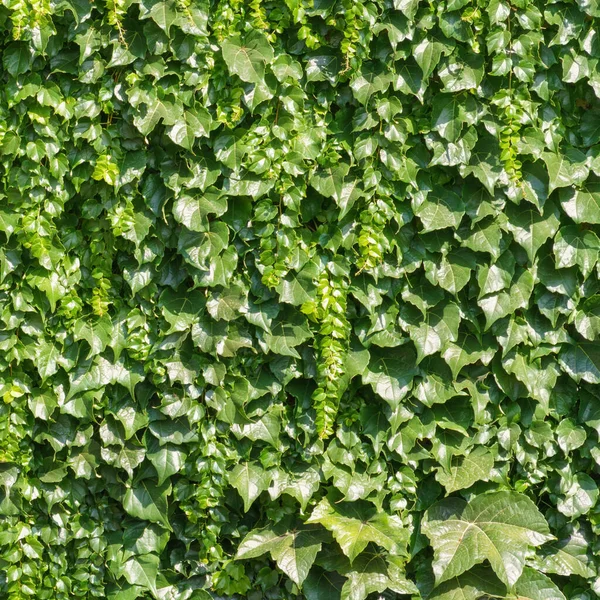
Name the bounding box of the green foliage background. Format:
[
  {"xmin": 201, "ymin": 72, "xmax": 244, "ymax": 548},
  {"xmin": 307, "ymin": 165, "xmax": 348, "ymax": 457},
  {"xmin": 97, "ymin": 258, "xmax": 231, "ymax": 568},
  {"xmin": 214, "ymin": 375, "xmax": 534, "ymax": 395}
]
[{"xmin": 1, "ymin": 0, "xmax": 600, "ymax": 597}]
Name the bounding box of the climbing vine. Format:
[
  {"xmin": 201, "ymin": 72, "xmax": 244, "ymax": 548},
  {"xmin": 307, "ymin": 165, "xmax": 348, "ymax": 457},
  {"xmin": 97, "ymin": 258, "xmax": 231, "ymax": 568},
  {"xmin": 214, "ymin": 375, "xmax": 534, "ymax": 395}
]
[{"xmin": 1, "ymin": 0, "xmax": 600, "ymax": 599}]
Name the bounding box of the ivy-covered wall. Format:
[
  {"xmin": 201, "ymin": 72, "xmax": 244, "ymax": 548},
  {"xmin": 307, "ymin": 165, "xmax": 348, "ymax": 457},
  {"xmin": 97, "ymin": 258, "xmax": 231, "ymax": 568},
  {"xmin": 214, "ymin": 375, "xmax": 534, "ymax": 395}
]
[{"xmin": 1, "ymin": 0, "xmax": 600, "ymax": 598}]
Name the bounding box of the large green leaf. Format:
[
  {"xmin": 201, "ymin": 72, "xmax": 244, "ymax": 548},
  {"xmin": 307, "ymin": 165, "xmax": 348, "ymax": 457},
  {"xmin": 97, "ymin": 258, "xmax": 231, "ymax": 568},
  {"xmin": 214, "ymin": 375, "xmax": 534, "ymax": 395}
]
[
  {"xmin": 172, "ymin": 192, "xmax": 227, "ymax": 232},
  {"xmin": 431, "ymin": 94, "xmax": 464, "ymax": 142},
  {"xmin": 73, "ymin": 315, "xmax": 113, "ymax": 358},
  {"xmin": 422, "ymin": 491, "xmax": 553, "ymax": 586},
  {"xmin": 122, "ymin": 553, "xmax": 159, "ymax": 595},
  {"xmin": 413, "ymin": 188, "xmax": 465, "ymax": 232},
  {"xmin": 146, "ymin": 439, "xmax": 186, "ymax": 486},
  {"xmin": 543, "ymin": 150, "xmax": 589, "ymax": 194},
  {"xmin": 307, "ymin": 497, "xmax": 409, "ymax": 562},
  {"xmin": 336, "ymin": 553, "xmax": 418, "ymax": 600}
]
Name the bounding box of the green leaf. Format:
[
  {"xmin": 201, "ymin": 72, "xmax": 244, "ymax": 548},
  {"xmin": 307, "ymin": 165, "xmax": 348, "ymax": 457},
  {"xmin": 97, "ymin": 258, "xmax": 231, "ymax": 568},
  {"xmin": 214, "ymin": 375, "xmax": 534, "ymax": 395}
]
[
  {"xmin": 413, "ymin": 38, "xmax": 444, "ymax": 79},
  {"xmin": 269, "ymin": 466, "xmax": 320, "ymax": 510},
  {"xmin": 413, "ymin": 187, "xmax": 465, "ymax": 232},
  {"xmin": 134, "ymin": 96, "xmax": 175, "ymax": 136},
  {"xmin": 92, "ymin": 154, "xmax": 120, "ymax": 185},
  {"xmin": 307, "ymin": 497, "xmax": 409, "ymax": 562},
  {"xmin": 425, "ymin": 566, "xmax": 506, "ymax": 600},
  {"xmin": 68, "ymin": 356, "xmax": 145, "ymax": 399},
  {"xmin": 141, "ymin": 0, "xmax": 178, "ymax": 34},
  {"xmin": 424, "ymin": 250, "xmax": 474, "ymax": 295},
  {"xmin": 431, "ymin": 94, "xmax": 464, "ymax": 142},
  {"xmin": 221, "ymin": 31, "xmax": 274, "ymax": 83},
  {"xmin": 122, "ymin": 553, "xmax": 159, "ymax": 595},
  {"xmin": 581, "ymin": 109, "xmax": 600, "ymax": 145},
  {"xmin": 422, "ymin": 491, "xmax": 553, "ymax": 586},
  {"xmin": 236, "ymin": 525, "xmax": 324, "ymax": 586},
  {"xmin": 553, "ymin": 226, "xmax": 600, "ymax": 278},
  {"xmin": 231, "ymin": 412, "xmax": 281, "ymax": 447},
  {"xmin": 159, "ymin": 289, "xmax": 205, "ymax": 332},
  {"xmin": 309, "ymin": 164, "xmax": 350, "ymax": 198},
  {"xmin": 207, "ymin": 285, "xmax": 246, "ymax": 321},
  {"xmin": 477, "ymin": 249, "xmax": 515, "ymax": 298},
  {"xmin": 555, "ymin": 418, "xmax": 586, "ymax": 453},
  {"xmin": 442, "ymin": 334, "xmax": 496, "ymax": 378},
  {"xmin": 167, "ymin": 108, "xmax": 212, "ymax": 150},
  {"xmin": 172, "ymin": 192, "xmax": 227, "ymax": 232},
  {"xmin": 512, "ymin": 567, "xmax": 566, "ymax": 600},
  {"xmin": 559, "ymin": 183, "xmax": 600, "ymax": 224},
  {"xmin": 228, "ymin": 462, "xmax": 272, "ymax": 512},
  {"xmin": 407, "ymin": 302, "xmax": 460, "ymax": 363},
  {"xmin": 123, "ymin": 480, "xmax": 172, "ymax": 531},
  {"xmin": 459, "ymin": 218, "xmax": 503, "ymax": 259},
  {"xmin": 350, "ymin": 64, "xmax": 391, "ymax": 105},
  {"xmin": 502, "ymin": 350, "xmax": 559, "ymax": 411},
  {"xmin": 339, "ymin": 553, "xmax": 418, "ymax": 600},
  {"xmin": 435, "ymin": 447, "xmax": 495, "ymax": 494},
  {"xmin": 261, "ymin": 317, "xmax": 312, "ymax": 358},
  {"xmin": 123, "ymin": 522, "xmax": 169, "ymax": 555},
  {"xmin": 363, "ymin": 347, "xmax": 417, "ymax": 407},
  {"xmin": 478, "ymin": 269, "xmax": 534, "ymax": 330},
  {"xmin": 35, "ymin": 340, "xmax": 62, "ymax": 382},
  {"xmin": 532, "ymin": 527, "xmax": 595, "ymax": 578},
  {"xmin": 303, "ymin": 568, "xmax": 344, "ymax": 600},
  {"xmin": 505, "ymin": 202, "xmax": 560, "ymax": 263},
  {"xmin": 73, "ymin": 315, "xmax": 113, "ymax": 358},
  {"xmin": 3, "ymin": 42, "xmax": 32, "ymax": 76},
  {"xmin": 556, "ymin": 473, "xmax": 599, "ymax": 518},
  {"xmin": 543, "ymin": 150, "xmax": 589, "ymax": 194},
  {"xmin": 146, "ymin": 439, "xmax": 186, "ymax": 486},
  {"xmin": 574, "ymin": 296, "xmax": 600, "ymax": 341}
]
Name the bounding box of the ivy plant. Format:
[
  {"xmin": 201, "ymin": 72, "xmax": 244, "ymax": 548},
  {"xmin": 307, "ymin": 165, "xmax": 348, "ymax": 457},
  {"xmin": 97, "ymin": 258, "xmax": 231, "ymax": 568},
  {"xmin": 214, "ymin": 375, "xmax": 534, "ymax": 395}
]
[{"xmin": 0, "ymin": 0, "xmax": 600, "ymax": 598}]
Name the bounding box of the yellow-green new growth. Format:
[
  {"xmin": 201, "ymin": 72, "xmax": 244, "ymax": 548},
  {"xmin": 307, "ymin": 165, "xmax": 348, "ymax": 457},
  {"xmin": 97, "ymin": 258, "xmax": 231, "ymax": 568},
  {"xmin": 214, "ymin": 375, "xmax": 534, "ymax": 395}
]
[{"xmin": 310, "ymin": 270, "xmax": 350, "ymax": 438}]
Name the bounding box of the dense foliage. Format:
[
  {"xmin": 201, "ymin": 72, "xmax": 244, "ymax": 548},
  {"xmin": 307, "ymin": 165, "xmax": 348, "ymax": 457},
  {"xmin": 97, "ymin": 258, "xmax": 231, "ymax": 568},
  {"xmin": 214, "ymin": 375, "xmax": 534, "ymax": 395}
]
[{"xmin": 1, "ymin": 0, "xmax": 600, "ymax": 598}]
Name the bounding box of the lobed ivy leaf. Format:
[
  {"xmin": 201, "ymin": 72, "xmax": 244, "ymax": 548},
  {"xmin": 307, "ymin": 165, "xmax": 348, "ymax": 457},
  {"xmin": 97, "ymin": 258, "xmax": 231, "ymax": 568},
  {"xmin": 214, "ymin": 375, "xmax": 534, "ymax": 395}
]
[
  {"xmin": 422, "ymin": 491, "xmax": 553, "ymax": 586},
  {"xmin": 236, "ymin": 524, "xmax": 326, "ymax": 586},
  {"xmin": 222, "ymin": 31, "xmax": 274, "ymax": 83},
  {"xmin": 307, "ymin": 497, "xmax": 409, "ymax": 562}
]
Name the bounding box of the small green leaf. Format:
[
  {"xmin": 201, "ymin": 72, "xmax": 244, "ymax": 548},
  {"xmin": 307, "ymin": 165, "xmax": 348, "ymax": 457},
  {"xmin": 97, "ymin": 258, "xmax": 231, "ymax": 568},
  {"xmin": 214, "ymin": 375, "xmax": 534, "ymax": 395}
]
[{"xmin": 229, "ymin": 462, "xmax": 272, "ymax": 512}]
